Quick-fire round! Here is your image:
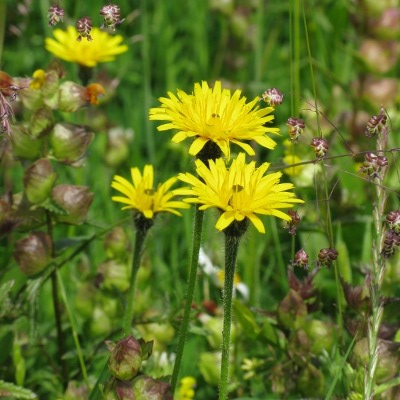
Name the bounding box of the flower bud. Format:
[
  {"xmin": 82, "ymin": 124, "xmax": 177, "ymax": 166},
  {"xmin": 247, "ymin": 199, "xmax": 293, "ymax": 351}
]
[
  {"xmin": 132, "ymin": 375, "xmax": 173, "ymax": 400},
  {"xmin": 311, "ymin": 137, "xmax": 329, "ymax": 159},
  {"xmin": 52, "ymin": 184, "xmax": 93, "ymax": 224},
  {"xmin": 97, "ymin": 260, "xmax": 130, "ymax": 292},
  {"xmin": 23, "ymin": 159, "xmax": 57, "ymax": 204},
  {"xmin": 11, "ymin": 125, "xmax": 42, "ymax": 160},
  {"xmin": 107, "ymin": 336, "xmax": 146, "ymax": 380},
  {"xmin": 50, "ymin": 123, "xmax": 94, "ymax": 164},
  {"xmin": 104, "ymin": 226, "xmax": 130, "ymax": 260},
  {"xmin": 13, "ymin": 232, "xmax": 52, "ymax": 276},
  {"xmin": 58, "ymin": 81, "xmax": 104, "ymax": 112},
  {"xmin": 30, "ymin": 107, "xmax": 55, "ymax": 138},
  {"xmin": 286, "ymin": 117, "xmax": 305, "ymax": 143},
  {"xmin": 260, "ymin": 87, "xmax": 283, "ymax": 106}
]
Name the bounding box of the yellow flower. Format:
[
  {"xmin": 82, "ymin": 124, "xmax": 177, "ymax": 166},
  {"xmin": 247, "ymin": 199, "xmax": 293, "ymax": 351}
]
[
  {"xmin": 149, "ymin": 81, "xmax": 279, "ymax": 159},
  {"xmin": 176, "ymin": 153, "xmax": 304, "ymax": 233},
  {"xmin": 177, "ymin": 376, "xmax": 196, "ymax": 400},
  {"xmin": 45, "ymin": 26, "xmax": 128, "ymax": 67},
  {"xmin": 111, "ymin": 165, "xmax": 189, "ymax": 219},
  {"xmin": 29, "ymin": 69, "xmax": 47, "ymax": 90}
]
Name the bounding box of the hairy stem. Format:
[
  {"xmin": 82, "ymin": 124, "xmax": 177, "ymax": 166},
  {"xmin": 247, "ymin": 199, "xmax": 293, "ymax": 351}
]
[
  {"xmin": 219, "ymin": 234, "xmax": 241, "ymax": 400},
  {"xmin": 171, "ymin": 206, "xmax": 204, "ymax": 391}
]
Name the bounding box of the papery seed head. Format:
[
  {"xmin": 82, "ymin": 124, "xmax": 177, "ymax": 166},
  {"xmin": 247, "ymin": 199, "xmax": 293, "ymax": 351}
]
[
  {"xmin": 386, "ymin": 211, "xmax": 400, "ymax": 234},
  {"xmin": 76, "ymin": 17, "xmax": 93, "ymax": 41},
  {"xmin": 365, "ymin": 108, "xmax": 387, "ymax": 137},
  {"xmin": 261, "ymin": 88, "xmax": 283, "ymax": 106},
  {"xmin": 317, "ymin": 248, "xmax": 338, "ymax": 268},
  {"xmin": 48, "ymin": 5, "xmax": 64, "ymax": 27},
  {"xmin": 287, "ymin": 117, "xmax": 305, "ymax": 143},
  {"xmin": 311, "ymin": 137, "xmax": 329, "ymax": 159},
  {"xmin": 100, "ymin": 4, "xmax": 123, "ymax": 30},
  {"xmin": 291, "ymin": 248, "xmax": 309, "ymax": 269},
  {"xmin": 285, "ymin": 210, "xmax": 301, "ymax": 235}
]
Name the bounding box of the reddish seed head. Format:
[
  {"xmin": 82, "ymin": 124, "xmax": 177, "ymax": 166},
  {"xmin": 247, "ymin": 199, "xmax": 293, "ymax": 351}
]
[
  {"xmin": 48, "ymin": 5, "xmax": 64, "ymax": 27},
  {"xmin": 76, "ymin": 17, "xmax": 93, "ymax": 41},
  {"xmin": 311, "ymin": 137, "xmax": 329, "ymax": 159},
  {"xmin": 291, "ymin": 248, "xmax": 309, "ymax": 269},
  {"xmin": 287, "ymin": 117, "xmax": 305, "ymax": 143},
  {"xmin": 261, "ymin": 88, "xmax": 283, "ymax": 106}
]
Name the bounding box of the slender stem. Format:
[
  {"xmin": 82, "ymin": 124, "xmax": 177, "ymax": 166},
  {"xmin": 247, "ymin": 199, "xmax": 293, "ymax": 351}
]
[
  {"xmin": 123, "ymin": 221, "xmax": 151, "ymax": 334},
  {"xmin": 219, "ymin": 234, "xmax": 241, "ymax": 400},
  {"xmin": 56, "ymin": 268, "xmax": 89, "ymax": 387},
  {"xmin": 46, "ymin": 211, "xmax": 68, "ymax": 387},
  {"xmin": 171, "ymin": 206, "xmax": 204, "ymax": 392}
]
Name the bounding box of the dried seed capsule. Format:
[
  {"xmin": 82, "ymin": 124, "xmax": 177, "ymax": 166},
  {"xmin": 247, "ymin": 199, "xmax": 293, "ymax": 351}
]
[
  {"xmin": 48, "ymin": 5, "xmax": 64, "ymax": 27},
  {"xmin": 76, "ymin": 17, "xmax": 93, "ymax": 41},
  {"xmin": 287, "ymin": 117, "xmax": 305, "ymax": 143},
  {"xmin": 311, "ymin": 137, "xmax": 329, "ymax": 159},
  {"xmin": 260, "ymin": 88, "xmax": 283, "ymax": 106},
  {"xmin": 100, "ymin": 4, "xmax": 124, "ymax": 31}
]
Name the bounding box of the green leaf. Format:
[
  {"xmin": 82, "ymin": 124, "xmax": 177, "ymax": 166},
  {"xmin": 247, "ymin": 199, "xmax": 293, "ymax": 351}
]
[
  {"xmin": 0, "ymin": 380, "xmax": 37, "ymax": 399},
  {"xmin": 233, "ymin": 299, "xmax": 261, "ymax": 339}
]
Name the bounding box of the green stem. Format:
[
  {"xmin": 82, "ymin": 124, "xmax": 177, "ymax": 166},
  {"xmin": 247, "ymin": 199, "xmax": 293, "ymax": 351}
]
[
  {"xmin": 171, "ymin": 206, "xmax": 204, "ymax": 392},
  {"xmin": 46, "ymin": 212, "xmax": 68, "ymax": 387},
  {"xmin": 56, "ymin": 268, "xmax": 89, "ymax": 387},
  {"xmin": 219, "ymin": 234, "xmax": 241, "ymax": 400},
  {"xmin": 123, "ymin": 220, "xmax": 151, "ymax": 334}
]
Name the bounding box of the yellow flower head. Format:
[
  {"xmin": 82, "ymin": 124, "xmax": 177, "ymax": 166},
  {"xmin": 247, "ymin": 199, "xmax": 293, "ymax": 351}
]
[
  {"xmin": 149, "ymin": 81, "xmax": 279, "ymax": 159},
  {"xmin": 176, "ymin": 153, "xmax": 304, "ymax": 233},
  {"xmin": 29, "ymin": 69, "xmax": 47, "ymax": 90},
  {"xmin": 177, "ymin": 376, "xmax": 196, "ymax": 400},
  {"xmin": 45, "ymin": 26, "xmax": 128, "ymax": 67},
  {"xmin": 111, "ymin": 165, "xmax": 189, "ymax": 219}
]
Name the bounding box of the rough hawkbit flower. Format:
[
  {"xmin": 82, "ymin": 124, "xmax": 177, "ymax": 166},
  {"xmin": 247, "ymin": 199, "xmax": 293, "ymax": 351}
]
[
  {"xmin": 291, "ymin": 248, "xmax": 309, "ymax": 269},
  {"xmin": 100, "ymin": 4, "xmax": 124, "ymax": 31},
  {"xmin": 359, "ymin": 152, "xmax": 388, "ymax": 179},
  {"xmin": 45, "ymin": 26, "xmax": 128, "ymax": 67},
  {"xmin": 149, "ymin": 81, "xmax": 279, "ymax": 160},
  {"xmin": 111, "ymin": 165, "xmax": 189, "ymax": 219},
  {"xmin": 365, "ymin": 107, "xmax": 387, "ymax": 137},
  {"xmin": 386, "ymin": 210, "xmax": 400, "ymax": 234},
  {"xmin": 261, "ymin": 87, "xmax": 284, "ymax": 106},
  {"xmin": 317, "ymin": 248, "xmax": 338, "ymax": 268},
  {"xmin": 76, "ymin": 17, "xmax": 93, "ymax": 41},
  {"xmin": 311, "ymin": 137, "xmax": 329, "ymax": 160},
  {"xmin": 287, "ymin": 117, "xmax": 305, "ymax": 143},
  {"xmin": 48, "ymin": 5, "xmax": 64, "ymax": 27},
  {"xmin": 285, "ymin": 210, "xmax": 301, "ymax": 235},
  {"xmin": 175, "ymin": 153, "xmax": 304, "ymax": 234},
  {"xmin": 177, "ymin": 376, "xmax": 196, "ymax": 400}
]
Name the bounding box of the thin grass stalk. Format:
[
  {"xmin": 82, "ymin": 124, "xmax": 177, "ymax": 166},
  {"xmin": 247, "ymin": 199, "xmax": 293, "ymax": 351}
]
[
  {"xmin": 56, "ymin": 268, "xmax": 89, "ymax": 387},
  {"xmin": 364, "ymin": 126, "xmax": 388, "ymax": 400},
  {"xmin": 171, "ymin": 205, "xmax": 204, "ymax": 391}
]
